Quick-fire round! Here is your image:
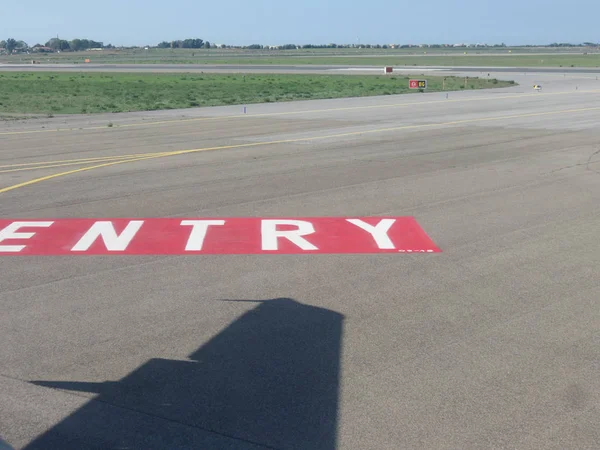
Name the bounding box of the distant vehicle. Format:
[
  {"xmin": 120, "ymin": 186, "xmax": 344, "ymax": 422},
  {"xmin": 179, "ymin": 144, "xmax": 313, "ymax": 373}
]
[{"xmin": 533, "ymin": 84, "xmax": 542, "ymax": 91}]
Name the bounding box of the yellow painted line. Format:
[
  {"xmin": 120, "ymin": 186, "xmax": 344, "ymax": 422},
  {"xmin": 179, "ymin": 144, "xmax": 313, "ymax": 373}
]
[
  {"xmin": 0, "ymin": 157, "xmax": 166, "ymax": 174},
  {"xmin": 0, "ymin": 152, "xmax": 173, "ymax": 170},
  {"xmin": 0, "ymin": 154, "xmax": 168, "ymax": 195},
  {"xmin": 1, "ymin": 88, "xmax": 600, "ymax": 137},
  {"xmin": 2, "ymin": 104, "xmax": 599, "ymax": 196}
]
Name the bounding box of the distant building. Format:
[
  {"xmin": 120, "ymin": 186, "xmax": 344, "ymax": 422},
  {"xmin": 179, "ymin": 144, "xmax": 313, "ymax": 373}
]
[{"xmin": 32, "ymin": 46, "xmax": 54, "ymax": 53}]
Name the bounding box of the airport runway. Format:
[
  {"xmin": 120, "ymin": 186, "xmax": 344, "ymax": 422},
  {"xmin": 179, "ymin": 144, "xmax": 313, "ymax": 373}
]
[
  {"xmin": 2, "ymin": 62, "xmax": 600, "ymax": 76},
  {"xmin": 1, "ymin": 72, "xmax": 600, "ymax": 449}
]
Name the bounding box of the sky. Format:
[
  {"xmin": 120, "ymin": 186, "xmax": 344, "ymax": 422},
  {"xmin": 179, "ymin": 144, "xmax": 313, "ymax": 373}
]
[{"xmin": 5, "ymin": 0, "xmax": 599, "ymax": 47}]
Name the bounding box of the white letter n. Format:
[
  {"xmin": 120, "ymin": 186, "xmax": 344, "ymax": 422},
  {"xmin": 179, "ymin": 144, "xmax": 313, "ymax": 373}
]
[{"xmin": 71, "ymin": 221, "xmax": 144, "ymax": 252}]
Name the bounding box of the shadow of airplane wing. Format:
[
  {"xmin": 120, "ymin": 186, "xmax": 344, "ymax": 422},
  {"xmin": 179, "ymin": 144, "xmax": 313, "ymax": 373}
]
[{"xmin": 28, "ymin": 298, "xmax": 344, "ymax": 450}]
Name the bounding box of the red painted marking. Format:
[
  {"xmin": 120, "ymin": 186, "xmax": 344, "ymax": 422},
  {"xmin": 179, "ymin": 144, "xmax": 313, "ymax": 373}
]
[{"xmin": 0, "ymin": 218, "xmax": 441, "ymax": 255}]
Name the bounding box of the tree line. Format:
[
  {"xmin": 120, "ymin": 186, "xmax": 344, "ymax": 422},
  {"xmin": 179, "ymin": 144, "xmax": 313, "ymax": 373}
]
[
  {"xmin": 157, "ymin": 39, "xmax": 209, "ymax": 49},
  {"xmin": 2, "ymin": 37, "xmax": 599, "ymax": 54},
  {"xmin": 549, "ymin": 42, "xmax": 599, "ymax": 47},
  {"xmin": 1, "ymin": 37, "xmax": 113, "ymax": 53},
  {"xmin": 0, "ymin": 38, "xmax": 28, "ymax": 53}
]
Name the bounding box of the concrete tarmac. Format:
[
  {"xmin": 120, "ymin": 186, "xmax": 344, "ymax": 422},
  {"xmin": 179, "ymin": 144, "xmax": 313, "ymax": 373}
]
[
  {"xmin": 2, "ymin": 62, "xmax": 600, "ymax": 75},
  {"xmin": 1, "ymin": 72, "xmax": 599, "ymax": 449}
]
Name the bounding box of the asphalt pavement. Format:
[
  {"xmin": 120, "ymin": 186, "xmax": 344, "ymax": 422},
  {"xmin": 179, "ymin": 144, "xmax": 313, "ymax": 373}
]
[
  {"xmin": 2, "ymin": 62, "xmax": 600, "ymax": 75},
  {"xmin": 1, "ymin": 71, "xmax": 599, "ymax": 449}
]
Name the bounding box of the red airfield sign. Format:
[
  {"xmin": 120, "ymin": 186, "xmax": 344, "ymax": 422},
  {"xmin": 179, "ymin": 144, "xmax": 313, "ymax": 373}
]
[
  {"xmin": 409, "ymin": 79, "xmax": 427, "ymax": 89},
  {"xmin": 0, "ymin": 217, "xmax": 441, "ymax": 255}
]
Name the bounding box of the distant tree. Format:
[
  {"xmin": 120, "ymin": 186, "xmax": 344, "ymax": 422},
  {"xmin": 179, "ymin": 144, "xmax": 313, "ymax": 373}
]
[
  {"xmin": 220, "ymin": 44, "xmax": 227, "ymax": 49},
  {"xmin": 5, "ymin": 38, "xmax": 17, "ymax": 53},
  {"xmin": 247, "ymin": 44, "xmax": 262, "ymax": 49},
  {"xmin": 70, "ymin": 38, "xmax": 83, "ymax": 51},
  {"xmin": 69, "ymin": 39, "xmax": 102, "ymax": 49},
  {"xmin": 204, "ymin": 41, "xmax": 211, "ymax": 48},
  {"xmin": 46, "ymin": 38, "xmax": 71, "ymax": 51},
  {"xmin": 157, "ymin": 41, "xmax": 170, "ymax": 48},
  {"xmin": 178, "ymin": 38, "xmax": 204, "ymax": 49}
]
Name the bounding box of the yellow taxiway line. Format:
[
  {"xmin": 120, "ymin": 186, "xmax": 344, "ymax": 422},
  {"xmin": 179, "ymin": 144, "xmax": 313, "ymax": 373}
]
[{"xmin": 2, "ymin": 104, "xmax": 599, "ymax": 195}]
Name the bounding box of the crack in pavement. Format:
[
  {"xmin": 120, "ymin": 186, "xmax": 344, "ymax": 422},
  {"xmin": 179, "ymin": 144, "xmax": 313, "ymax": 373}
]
[
  {"xmin": 585, "ymin": 148, "xmax": 600, "ymax": 175},
  {"xmin": 546, "ymin": 147, "xmax": 600, "ymax": 175}
]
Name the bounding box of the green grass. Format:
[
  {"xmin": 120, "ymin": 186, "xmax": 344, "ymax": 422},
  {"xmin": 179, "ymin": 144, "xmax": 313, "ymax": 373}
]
[
  {"xmin": 122, "ymin": 54, "xmax": 597, "ymax": 67},
  {"xmin": 0, "ymin": 72, "xmax": 515, "ymax": 115},
  {"xmin": 4, "ymin": 48, "xmax": 600, "ymax": 67},
  {"xmin": 126, "ymin": 54, "xmax": 599, "ymax": 68},
  {"xmin": 221, "ymin": 54, "xmax": 599, "ymax": 67},
  {"xmin": 79, "ymin": 56, "xmax": 598, "ymax": 67}
]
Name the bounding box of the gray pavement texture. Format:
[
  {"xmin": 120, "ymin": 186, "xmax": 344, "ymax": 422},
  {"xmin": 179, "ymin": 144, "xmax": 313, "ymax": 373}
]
[
  {"xmin": 2, "ymin": 63, "xmax": 600, "ymax": 75},
  {"xmin": 1, "ymin": 71, "xmax": 600, "ymax": 450}
]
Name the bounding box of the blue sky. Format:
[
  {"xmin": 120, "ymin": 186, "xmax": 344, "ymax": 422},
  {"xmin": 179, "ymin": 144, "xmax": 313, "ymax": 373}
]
[{"xmin": 6, "ymin": 0, "xmax": 599, "ymax": 47}]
